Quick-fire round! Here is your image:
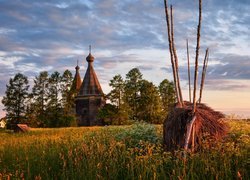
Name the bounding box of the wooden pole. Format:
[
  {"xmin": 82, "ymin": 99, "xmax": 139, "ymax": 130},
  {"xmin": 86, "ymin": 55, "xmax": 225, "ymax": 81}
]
[
  {"xmin": 199, "ymin": 48, "xmax": 209, "ymax": 103},
  {"xmin": 184, "ymin": 116, "xmax": 196, "ymax": 151},
  {"xmin": 164, "ymin": 0, "xmax": 181, "ymax": 105},
  {"xmin": 191, "ymin": 123, "xmax": 195, "ymax": 152},
  {"xmin": 192, "ymin": 0, "xmax": 202, "ymax": 114},
  {"xmin": 204, "ymin": 50, "xmax": 209, "ymax": 77},
  {"xmin": 187, "ymin": 39, "xmax": 191, "ymax": 102},
  {"xmin": 170, "ymin": 5, "xmax": 183, "ymax": 107}
]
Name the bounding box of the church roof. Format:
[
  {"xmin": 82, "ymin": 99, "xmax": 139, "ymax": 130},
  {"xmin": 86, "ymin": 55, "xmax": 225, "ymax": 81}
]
[
  {"xmin": 78, "ymin": 53, "xmax": 103, "ymax": 96},
  {"xmin": 86, "ymin": 53, "xmax": 95, "ymax": 62},
  {"xmin": 71, "ymin": 62, "xmax": 82, "ymax": 92}
]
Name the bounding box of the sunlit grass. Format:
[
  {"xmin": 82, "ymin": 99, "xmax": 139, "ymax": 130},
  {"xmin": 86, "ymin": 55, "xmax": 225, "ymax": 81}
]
[{"xmin": 0, "ymin": 121, "xmax": 249, "ymax": 179}]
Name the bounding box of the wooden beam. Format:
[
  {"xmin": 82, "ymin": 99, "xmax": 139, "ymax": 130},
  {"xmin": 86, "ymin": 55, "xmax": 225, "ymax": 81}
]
[
  {"xmin": 192, "ymin": 0, "xmax": 202, "ymax": 114},
  {"xmin": 199, "ymin": 48, "xmax": 209, "ymax": 103},
  {"xmin": 184, "ymin": 116, "xmax": 196, "ymax": 151},
  {"xmin": 170, "ymin": 5, "xmax": 183, "ymax": 107},
  {"xmin": 164, "ymin": 0, "xmax": 181, "ymax": 105},
  {"xmin": 187, "ymin": 39, "xmax": 191, "ymax": 102}
]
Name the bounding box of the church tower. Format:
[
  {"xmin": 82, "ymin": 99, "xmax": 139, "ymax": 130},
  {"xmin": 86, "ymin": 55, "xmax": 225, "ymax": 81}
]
[
  {"xmin": 75, "ymin": 47, "xmax": 106, "ymax": 126},
  {"xmin": 71, "ymin": 60, "xmax": 82, "ymax": 93}
]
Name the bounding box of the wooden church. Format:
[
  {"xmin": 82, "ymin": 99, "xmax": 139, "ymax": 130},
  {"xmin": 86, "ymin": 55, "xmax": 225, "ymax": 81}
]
[{"xmin": 72, "ymin": 47, "xmax": 106, "ymax": 126}]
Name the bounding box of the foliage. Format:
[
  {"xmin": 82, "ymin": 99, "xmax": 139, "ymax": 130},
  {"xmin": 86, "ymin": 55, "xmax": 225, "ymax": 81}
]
[
  {"xmin": 114, "ymin": 122, "xmax": 160, "ymax": 147},
  {"xmin": 44, "ymin": 71, "xmax": 65, "ymax": 127},
  {"xmin": 2, "ymin": 68, "xmax": 176, "ymax": 127},
  {"xmin": 97, "ymin": 104, "xmax": 130, "ymax": 125},
  {"xmin": 137, "ymin": 80, "xmax": 164, "ymax": 123},
  {"xmin": 104, "ymin": 69, "xmax": 176, "ymax": 124},
  {"xmin": 124, "ymin": 68, "xmax": 143, "ymax": 120},
  {"xmin": 2, "ymin": 73, "xmax": 29, "ymax": 125},
  {"xmin": 47, "ymin": 71, "xmax": 61, "ymax": 109},
  {"xmin": 45, "ymin": 70, "xmax": 76, "ymax": 127},
  {"xmin": 0, "ymin": 120, "xmax": 249, "ymax": 179},
  {"xmin": 2, "ymin": 71, "xmax": 77, "ymax": 128},
  {"xmin": 97, "ymin": 103, "xmax": 118, "ymax": 125},
  {"xmin": 159, "ymin": 79, "xmax": 175, "ymax": 116},
  {"xmin": 108, "ymin": 74, "xmax": 124, "ymax": 109},
  {"xmin": 61, "ymin": 70, "xmax": 74, "ymax": 115},
  {"xmin": 30, "ymin": 71, "xmax": 49, "ymax": 127},
  {"xmin": 57, "ymin": 115, "xmax": 77, "ymax": 127}
]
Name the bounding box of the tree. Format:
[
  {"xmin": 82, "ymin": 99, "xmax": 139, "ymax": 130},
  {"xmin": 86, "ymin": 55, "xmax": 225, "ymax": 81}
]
[
  {"xmin": 47, "ymin": 71, "xmax": 61, "ymax": 108},
  {"xmin": 108, "ymin": 74, "xmax": 124, "ymax": 109},
  {"xmin": 46, "ymin": 71, "xmax": 62, "ymax": 127},
  {"xmin": 124, "ymin": 68, "xmax": 143, "ymax": 120},
  {"xmin": 61, "ymin": 70, "xmax": 77, "ymax": 127},
  {"xmin": 61, "ymin": 70, "xmax": 74, "ymax": 115},
  {"xmin": 159, "ymin": 79, "xmax": 176, "ymax": 116},
  {"xmin": 99, "ymin": 74, "xmax": 129, "ymax": 125},
  {"xmin": 97, "ymin": 103, "xmax": 118, "ymax": 125},
  {"xmin": 137, "ymin": 80, "xmax": 164, "ymax": 123},
  {"xmin": 31, "ymin": 71, "xmax": 49, "ymax": 126},
  {"xmin": 43, "ymin": 71, "xmax": 76, "ymax": 127},
  {"xmin": 25, "ymin": 94, "xmax": 40, "ymax": 127},
  {"xmin": 2, "ymin": 73, "xmax": 29, "ymax": 125},
  {"xmin": 102, "ymin": 69, "xmax": 175, "ymax": 124},
  {"xmin": 98, "ymin": 103, "xmax": 130, "ymax": 125}
]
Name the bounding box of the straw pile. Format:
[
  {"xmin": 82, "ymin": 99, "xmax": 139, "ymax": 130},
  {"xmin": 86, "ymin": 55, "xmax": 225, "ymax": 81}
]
[
  {"xmin": 163, "ymin": 102, "xmax": 228, "ymax": 151},
  {"xmin": 162, "ymin": 0, "xmax": 228, "ymax": 151}
]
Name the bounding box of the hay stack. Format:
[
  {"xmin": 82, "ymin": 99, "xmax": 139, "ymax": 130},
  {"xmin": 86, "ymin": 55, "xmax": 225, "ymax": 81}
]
[
  {"xmin": 162, "ymin": 0, "xmax": 228, "ymax": 151},
  {"xmin": 163, "ymin": 102, "xmax": 228, "ymax": 151}
]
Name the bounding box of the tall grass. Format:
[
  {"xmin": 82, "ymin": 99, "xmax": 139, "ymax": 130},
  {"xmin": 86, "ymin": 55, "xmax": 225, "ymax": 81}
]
[{"xmin": 0, "ymin": 121, "xmax": 249, "ymax": 179}]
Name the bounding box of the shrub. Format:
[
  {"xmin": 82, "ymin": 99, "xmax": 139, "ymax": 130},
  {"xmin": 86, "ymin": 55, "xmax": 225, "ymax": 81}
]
[{"xmin": 114, "ymin": 122, "xmax": 160, "ymax": 147}]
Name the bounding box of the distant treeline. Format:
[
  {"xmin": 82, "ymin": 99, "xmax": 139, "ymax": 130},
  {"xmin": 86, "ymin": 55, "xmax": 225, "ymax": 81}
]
[
  {"xmin": 98, "ymin": 68, "xmax": 175, "ymax": 125},
  {"xmin": 2, "ymin": 68, "xmax": 175, "ymax": 127},
  {"xmin": 2, "ymin": 70, "xmax": 77, "ymax": 128}
]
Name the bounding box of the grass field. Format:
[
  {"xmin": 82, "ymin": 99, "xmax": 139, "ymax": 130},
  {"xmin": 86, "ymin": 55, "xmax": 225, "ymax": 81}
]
[{"xmin": 0, "ymin": 120, "xmax": 249, "ymax": 179}]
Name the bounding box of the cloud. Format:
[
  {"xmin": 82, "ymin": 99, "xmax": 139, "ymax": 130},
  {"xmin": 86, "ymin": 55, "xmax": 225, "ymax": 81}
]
[
  {"xmin": 207, "ymin": 54, "xmax": 250, "ymax": 80},
  {"xmin": 205, "ymin": 79, "xmax": 250, "ymax": 91},
  {"xmin": 162, "ymin": 53, "xmax": 250, "ymax": 91}
]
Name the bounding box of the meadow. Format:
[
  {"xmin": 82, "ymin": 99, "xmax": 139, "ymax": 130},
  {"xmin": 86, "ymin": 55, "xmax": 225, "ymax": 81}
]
[{"xmin": 0, "ymin": 120, "xmax": 249, "ymax": 179}]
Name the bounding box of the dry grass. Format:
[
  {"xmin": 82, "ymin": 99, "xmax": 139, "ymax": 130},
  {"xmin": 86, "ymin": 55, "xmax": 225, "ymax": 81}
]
[
  {"xmin": 0, "ymin": 121, "xmax": 249, "ymax": 179},
  {"xmin": 164, "ymin": 102, "xmax": 228, "ymax": 151}
]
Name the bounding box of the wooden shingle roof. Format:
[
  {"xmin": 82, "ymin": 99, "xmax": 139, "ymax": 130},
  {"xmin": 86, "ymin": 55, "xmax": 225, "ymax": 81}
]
[
  {"xmin": 78, "ymin": 53, "xmax": 103, "ymax": 96},
  {"xmin": 71, "ymin": 62, "xmax": 82, "ymax": 92}
]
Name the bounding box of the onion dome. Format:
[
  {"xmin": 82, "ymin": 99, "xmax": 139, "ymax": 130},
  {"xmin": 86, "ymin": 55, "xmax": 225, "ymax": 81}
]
[{"xmin": 86, "ymin": 53, "xmax": 94, "ymax": 62}]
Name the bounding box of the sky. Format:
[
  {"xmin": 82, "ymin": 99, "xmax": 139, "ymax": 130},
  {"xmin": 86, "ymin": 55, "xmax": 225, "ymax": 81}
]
[{"xmin": 0, "ymin": 0, "xmax": 249, "ymax": 118}]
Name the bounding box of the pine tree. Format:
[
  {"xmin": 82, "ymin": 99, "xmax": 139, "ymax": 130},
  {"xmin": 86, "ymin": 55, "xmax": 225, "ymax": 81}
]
[
  {"xmin": 47, "ymin": 71, "xmax": 61, "ymax": 108},
  {"xmin": 61, "ymin": 70, "xmax": 73, "ymax": 115},
  {"xmin": 31, "ymin": 71, "xmax": 49, "ymax": 126},
  {"xmin": 108, "ymin": 74, "xmax": 124, "ymax": 109},
  {"xmin": 159, "ymin": 79, "xmax": 176, "ymax": 116},
  {"xmin": 103, "ymin": 74, "xmax": 129, "ymax": 125},
  {"xmin": 137, "ymin": 80, "xmax": 163, "ymax": 123},
  {"xmin": 46, "ymin": 71, "xmax": 62, "ymax": 127},
  {"xmin": 2, "ymin": 73, "xmax": 29, "ymax": 125},
  {"xmin": 124, "ymin": 68, "xmax": 143, "ymax": 120}
]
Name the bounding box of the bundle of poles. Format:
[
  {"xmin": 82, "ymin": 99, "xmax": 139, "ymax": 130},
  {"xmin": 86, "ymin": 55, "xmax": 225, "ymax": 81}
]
[
  {"xmin": 164, "ymin": 0, "xmax": 209, "ymax": 110},
  {"xmin": 163, "ymin": 0, "xmax": 227, "ymax": 152}
]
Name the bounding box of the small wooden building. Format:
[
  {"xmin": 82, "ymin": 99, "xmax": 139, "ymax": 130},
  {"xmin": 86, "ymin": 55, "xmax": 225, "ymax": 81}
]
[
  {"xmin": 0, "ymin": 118, "xmax": 6, "ymax": 128},
  {"xmin": 14, "ymin": 124, "xmax": 30, "ymax": 133}
]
